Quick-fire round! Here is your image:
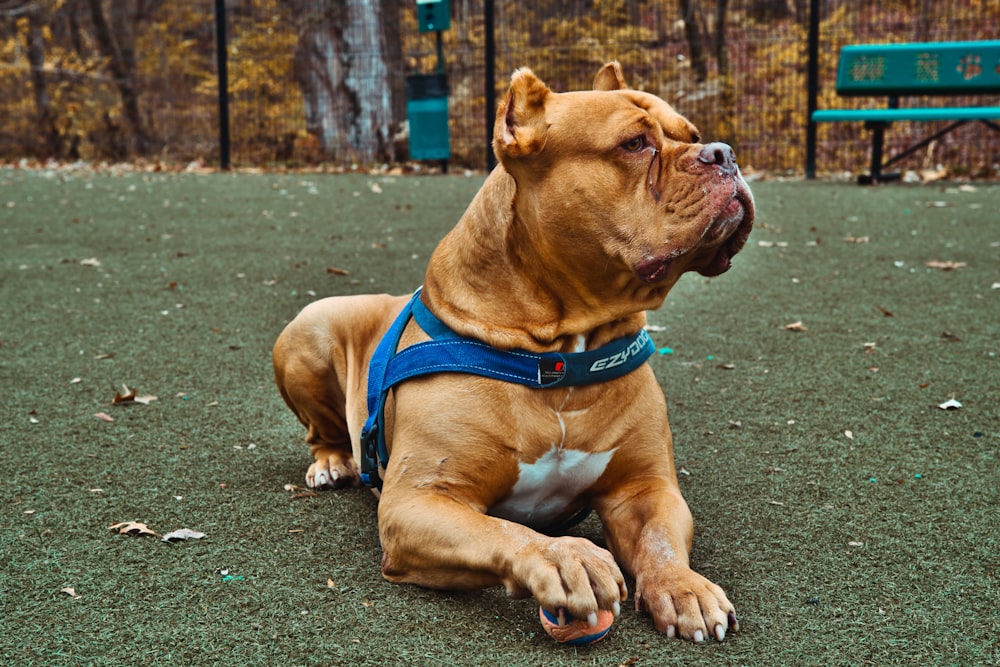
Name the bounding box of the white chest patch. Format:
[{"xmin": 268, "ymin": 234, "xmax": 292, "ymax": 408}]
[{"xmin": 490, "ymin": 446, "xmax": 615, "ymax": 528}]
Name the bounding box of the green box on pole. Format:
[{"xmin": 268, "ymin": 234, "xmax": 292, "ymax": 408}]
[
  {"xmin": 416, "ymin": 0, "xmax": 450, "ymax": 32},
  {"xmin": 406, "ymin": 74, "xmax": 450, "ymax": 161}
]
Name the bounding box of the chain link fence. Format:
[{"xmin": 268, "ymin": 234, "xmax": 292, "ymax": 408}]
[{"xmin": 1, "ymin": 0, "xmax": 996, "ymax": 175}]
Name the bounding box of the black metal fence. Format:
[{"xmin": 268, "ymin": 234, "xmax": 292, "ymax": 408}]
[{"xmin": 1, "ymin": 0, "xmax": 997, "ymax": 176}]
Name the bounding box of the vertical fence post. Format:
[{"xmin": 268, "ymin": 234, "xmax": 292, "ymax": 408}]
[
  {"xmin": 484, "ymin": 0, "xmax": 496, "ymax": 172},
  {"xmin": 805, "ymin": 0, "xmax": 820, "ymax": 179},
  {"xmin": 214, "ymin": 0, "xmax": 231, "ymax": 171}
]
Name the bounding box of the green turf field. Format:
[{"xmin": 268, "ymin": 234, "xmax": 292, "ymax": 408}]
[{"xmin": 1, "ymin": 166, "xmax": 997, "ymax": 666}]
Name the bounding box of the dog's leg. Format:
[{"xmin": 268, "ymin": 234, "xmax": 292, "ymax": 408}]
[
  {"xmin": 595, "ymin": 476, "xmax": 737, "ymax": 642},
  {"xmin": 377, "ymin": 486, "xmax": 628, "ymax": 622},
  {"xmin": 273, "ymin": 303, "xmax": 361, "ymax": 489},
  {"xmin": 275, "ymin": 351, "xmax": 359, "ymax": 488}
]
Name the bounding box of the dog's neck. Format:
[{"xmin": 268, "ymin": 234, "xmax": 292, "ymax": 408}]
[{"xmin": 422, "ymin": 168, "xmax": 662, "ymax": 353}]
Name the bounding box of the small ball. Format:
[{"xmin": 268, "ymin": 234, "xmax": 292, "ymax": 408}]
[{"xmin": 539, "ymin": 606, "xmax": 614, "ymax": 645}]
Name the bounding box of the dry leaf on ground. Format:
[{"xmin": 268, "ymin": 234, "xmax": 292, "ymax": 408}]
[
  {"xmin": 113, "ymin": 384, "xmax": 158, "ymax": 405},
  {"xmin": 784, "ymin": 321, "xmax": 808, "ymax": 332},
  {"xmin": 109, "ymin": 521, "xmax": 159, "ymax": 537},
  {"xmin": 924, "ymin": 260, "xmax": 967, "ymax": 271},
  {"xmin": 161, "ymin": 528, "xmax": 206, "ymax": 543}
]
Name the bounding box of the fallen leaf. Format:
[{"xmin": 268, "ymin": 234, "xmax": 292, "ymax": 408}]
[
  {"xmin": 94, "ymin": 353, "xmax": 114, "ymax": 360},
  {"xmin": 938, "ymin": 398, "xmax": 962, "ymax": 410},
  {"xmin": 924, "ymin": 260, "xmax": 966, "ymax": 271},
  {"xmin": 784, "ymin": 321, "xmax": 807, "ymax": 332},
  {"xmin": 109, "ymin": 521, "xmax": 159, "ymax": 537},
  {"xmin": 844, "ymin": 430, "xmax": 854, "ymax": 440},
  {"xmin": 847, "ymin": 541, "xmax": 864, "ymax": 547},
  {"xmin": 845, "ymin": 236, "xmax": 870, "ymax": 244},
  {"xmin": 70, "ymin": 377, "xmax": 82, "ymax": 384},
  {"xmin": 875, "ymin": 305, "xmax": 893, "ymax": 317},
  {"xmin": 327, "ymin": 578, "xmax": 336, "ymax": 589},
  {"xmin": 161, "ymin": 528, "xmax": 206, "ymax": 543},
  {"xmin": 326, "ymin": 266, "xmax": 350, "ymax": 276},
  {"xmin": 940, "ymin": 331, "xmax": 962, "ymax": 343},
  {"xmin": 767, "ymin": 500, "xmax": 785, "ymax": 506},
  {"xmin": 94, "ymin": 412, "xmax": 115, "ymax": 422},
  {"xmin": 112, "ymin": 385, "xmax": 136, "ymax": 404},
  {"xmin": 61, "ymin": 587, "xmax": 82, "ymax": 599},
  {"xmin": 79, "ymin": 257, "xmax": 102, "ymax": 267}
]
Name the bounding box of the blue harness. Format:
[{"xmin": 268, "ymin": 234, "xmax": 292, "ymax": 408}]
[{"xmin": 359, "ymin": 289, "xmax": 656, "ymax": 490}]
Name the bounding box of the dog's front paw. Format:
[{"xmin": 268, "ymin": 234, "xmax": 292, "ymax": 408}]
[
  {"xmin": 635, "ymin": 568, "xmax": 737, "ymax": 642},
  {"xmin": 507, "ymin": 536, "xmax": 628, "ymax": 624},
  {"xmin": 306, "ymin": 449, "xmax": 360, "ymax": 489}
]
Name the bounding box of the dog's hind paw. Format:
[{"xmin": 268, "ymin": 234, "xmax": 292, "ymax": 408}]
[{"xmin": 306, "ymin": 450, "xmax": 360, "ymax": 489}]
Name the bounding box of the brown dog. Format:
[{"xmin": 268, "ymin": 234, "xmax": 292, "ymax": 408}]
[{"xmin": 273, "ymin": 62, "xmax": 754, "ymax": 642}]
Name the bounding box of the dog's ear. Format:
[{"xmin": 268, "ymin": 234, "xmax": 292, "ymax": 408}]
[
  {"xmin": 593, "ymin": 61, "xmax": 629, "ymax": 91},
  {"xmin": 493, "ymin": 67, "xmax": 550, "ymax": 160}
]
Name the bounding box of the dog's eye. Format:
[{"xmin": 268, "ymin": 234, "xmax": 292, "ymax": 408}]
[{"xmin": 622, "ymin": 136, "xmax": 646, "ymax": 152}]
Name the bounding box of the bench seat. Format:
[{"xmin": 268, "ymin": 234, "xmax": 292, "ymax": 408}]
[{"xmin": 813, "ymin": 107, "xmax": 1000, "ymax": 123}]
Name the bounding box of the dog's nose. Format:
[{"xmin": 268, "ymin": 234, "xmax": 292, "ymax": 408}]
[{"xmin": 697, "ymin": 142, "xmax": 737, "ymax": 175}]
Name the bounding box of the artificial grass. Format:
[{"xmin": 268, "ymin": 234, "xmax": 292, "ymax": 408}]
[{"xmin": 1, "ymin": 166, "xmax": 997, "ymax": 666}]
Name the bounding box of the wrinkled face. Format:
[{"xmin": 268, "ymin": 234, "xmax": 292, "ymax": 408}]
[
  {"xmin": 535, "ymin": 89, "xmax": 752, "ymax": 285},
  {"xmin": 496, "ymin": 67, "xmax": 754, "ymax": 308}
]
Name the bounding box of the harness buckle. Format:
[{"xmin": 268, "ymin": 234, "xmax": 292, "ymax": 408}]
[{"xmin": 359, "ymin": 425, "xmax": 382, "ymax": 490}]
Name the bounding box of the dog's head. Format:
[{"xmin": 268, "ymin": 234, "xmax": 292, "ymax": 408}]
[{"xmin": 492, "ymin": 62, "xmax": 754, "ymax": 309}]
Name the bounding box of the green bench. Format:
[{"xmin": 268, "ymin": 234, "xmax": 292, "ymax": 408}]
[{"xmin": 812, "ymin": 40, "xmax": 1000, "ymax": 183}]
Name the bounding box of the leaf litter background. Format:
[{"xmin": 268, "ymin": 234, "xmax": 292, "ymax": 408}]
[{"xmin": 1, "ymin": 166, "xmax": 997, "ymax": 666}]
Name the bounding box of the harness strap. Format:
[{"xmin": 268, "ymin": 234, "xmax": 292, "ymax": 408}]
[{"xmin": 359, "ymin": 289, "xmax": 655, "ymax": 492}]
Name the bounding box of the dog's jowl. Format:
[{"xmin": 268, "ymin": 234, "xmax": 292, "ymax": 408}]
[{"xmin": 273, "ymin": 62, "xmax": 754, "ymax": 642}]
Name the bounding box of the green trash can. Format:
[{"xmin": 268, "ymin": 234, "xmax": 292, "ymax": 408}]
[{"xmin": 406, "ymin": 74, "xmax": 450, "ymax": 162}]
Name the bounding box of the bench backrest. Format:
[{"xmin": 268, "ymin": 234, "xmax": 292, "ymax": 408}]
[{"xmin": 836, "ymin": 40, "xmax": 1000, "ymax": 97}]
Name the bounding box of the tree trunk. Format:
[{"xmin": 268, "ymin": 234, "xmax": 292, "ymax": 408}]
[
  {"xmin": 679, "ymin": 0, "xmax": 708, "ymax": 83},
  {"xmin": 25, "ymin": 6, "xmax": 62, "ymax": 157},
  {"xmin": 715, "ymin": 0, "xmax": 736, "ymax": 143},
  {"xmin": 293, "ymin": 0, "xmax": 399, "ymax": 163},
  {"xmin": 85, "ymin": 0, "xmax": 151, "ymax": 154}
]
